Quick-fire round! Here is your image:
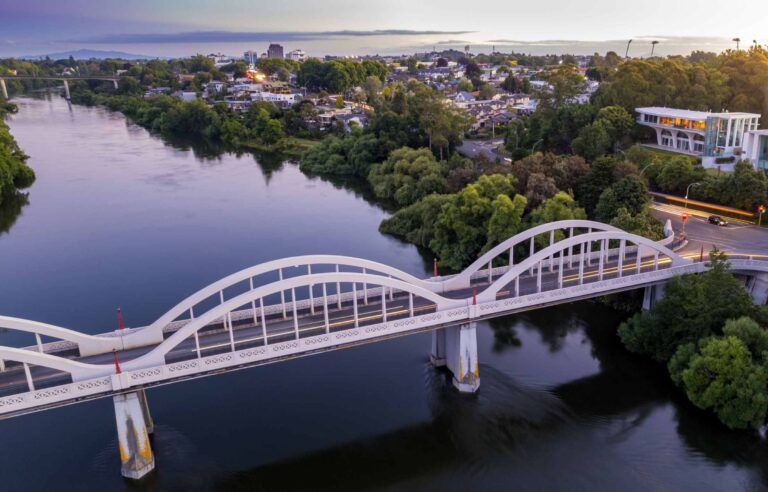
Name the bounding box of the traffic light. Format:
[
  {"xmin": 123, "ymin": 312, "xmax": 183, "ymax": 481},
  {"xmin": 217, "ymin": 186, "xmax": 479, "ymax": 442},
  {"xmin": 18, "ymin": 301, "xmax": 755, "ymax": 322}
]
[{"xmin": 759, "ymin": 205, "xmax": 765, "ymax": 213}]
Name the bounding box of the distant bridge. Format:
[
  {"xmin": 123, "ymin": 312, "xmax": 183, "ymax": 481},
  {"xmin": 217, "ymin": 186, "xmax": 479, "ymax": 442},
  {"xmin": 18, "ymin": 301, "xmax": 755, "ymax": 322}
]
[
  {"xmin": 1, "ymin": 220, "xmax": 766, "ymax": 479},
  {"xmin": 0, "ymin": 75, "xmax": 119, "ymax": 100}
]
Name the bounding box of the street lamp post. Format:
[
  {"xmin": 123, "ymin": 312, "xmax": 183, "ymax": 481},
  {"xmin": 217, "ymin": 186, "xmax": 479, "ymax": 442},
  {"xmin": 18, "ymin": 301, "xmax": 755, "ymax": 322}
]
[
  {"xmin": 684, "ymin": 182, "xmax": 701, "ymax": 209},
  {"xmin": 531, "ymin": 139, "xmax": 543, "ymax": 154},
  {"xmin": 759, "ymin": 205, "xmax": 765, "ymax": 226},
  {"xmin": 639, "ymin": 163, "xmax": 656, "ymax": 176}
]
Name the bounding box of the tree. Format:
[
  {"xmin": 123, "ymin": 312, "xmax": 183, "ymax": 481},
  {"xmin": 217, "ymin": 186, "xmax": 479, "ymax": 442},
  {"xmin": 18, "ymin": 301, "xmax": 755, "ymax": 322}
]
[
  {"xmin": 618, "ymin": 249, "xmax": 760, "ymax": 362},
  {"xmin": 429, "ymin": 174, "xmax": 519, "ymax": 270},
  {"xmin": 595, "ymin": 175, "xmax": 648, "ymax": 222},
  {"xmin": 261, "ymin": 119, "xmax": 285, "ymax": 145},
  {"xmin": 379, "ymin": 194, "xmax": 451, "ymax": 248},
  {"xmin": 656, "ymin": 156, "xmax": 697, "ymax": 194},
  {"xmin": 681, "ymin": 336, "xmax": 768, "ymax": 429},
  {"xmin": 368, "ymin": 147, "xmax": 448, "ymax": 206},
  {"xmin": 529, "ymin": 192, "xmax": 586, "ymax": 239},
  {"xmin": 457, "ymin": 78, "xmax": 473, "ymax": 92},
  {"xmin": 335, "ymin": 95, "xmax": 345, "ymax": 109},
  {"xmin": 722, "ymin": 316, "xmax": 768, "ymax": 360},
  {"xmin": 0, "ymin": 114, "xmax": 35, "ymax": 207},
  {"xmin": 478, "ymin": 84, "xmax": 495, "ymax": 100},
  {"xmin": 501, "ymin": 75, "xmax": 522, "ymax": 93},
  {"xmin": 538, "ymin": 65, "xmax": 586, "ymax": 109},
  {"xmin": 483, "ymin": 194, "xmax": 527, "ymax": 252},
  {"xmin": 609, "ymin": 208, "xmax": 664, "ymax": 239},
  {"xmin": 577, "ymin": 156, "xmax": 619, "ymax": 216}
]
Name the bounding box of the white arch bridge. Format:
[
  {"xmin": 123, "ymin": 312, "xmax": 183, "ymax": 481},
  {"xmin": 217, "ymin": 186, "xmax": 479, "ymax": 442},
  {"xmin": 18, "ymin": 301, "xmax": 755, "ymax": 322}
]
[{"xmin": 1, "ymin": 220, "xmax": 767, "ymax": 479}]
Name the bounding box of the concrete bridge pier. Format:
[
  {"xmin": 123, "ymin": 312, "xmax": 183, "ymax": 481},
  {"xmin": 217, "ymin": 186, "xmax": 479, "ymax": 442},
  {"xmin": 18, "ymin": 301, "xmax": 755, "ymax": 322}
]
[
  {"xmin": 113, "ymin": 390, "xmax": 155, "ymax": 480},
  {"xmin": 747, "ymin": 272, "xmax": 768, "ymax": 305},
  {"xmin": 0, "ymin": 79, "xmax": 7, "ymax": 100},
  {"xmin": 642, "ymin": 283, "xmax": 667, "ymax": 310},
  {"xmin": 430, "ymin": 329, "xmax": 447, "ymax": 367},
  {"xmin": 432, "ymin": 323, "xmax": 480, "ymax": 393},
  {"xmin": 62, "ymin": 79, "xmax": 71, "ymax": 100}
]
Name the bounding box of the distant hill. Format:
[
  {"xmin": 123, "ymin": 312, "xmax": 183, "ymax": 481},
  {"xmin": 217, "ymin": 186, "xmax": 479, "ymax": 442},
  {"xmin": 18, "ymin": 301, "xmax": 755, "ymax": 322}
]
[{"xmin": 20, "ymin": 49, "xmax": 158, "ymax": 61}]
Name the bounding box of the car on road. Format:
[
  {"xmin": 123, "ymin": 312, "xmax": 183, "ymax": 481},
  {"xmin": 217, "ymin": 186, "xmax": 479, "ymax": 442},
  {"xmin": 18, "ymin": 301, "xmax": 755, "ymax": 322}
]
[{"xmin": 708, "ymin": 215, "xmax": 728, "ymax": 226}]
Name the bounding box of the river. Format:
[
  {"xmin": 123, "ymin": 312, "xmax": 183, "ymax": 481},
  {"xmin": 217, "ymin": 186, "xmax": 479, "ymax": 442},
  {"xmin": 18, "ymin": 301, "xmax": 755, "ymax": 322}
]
[{"xmin": 1, "ymin": 95, "xmax": 766, "ymax": 491}]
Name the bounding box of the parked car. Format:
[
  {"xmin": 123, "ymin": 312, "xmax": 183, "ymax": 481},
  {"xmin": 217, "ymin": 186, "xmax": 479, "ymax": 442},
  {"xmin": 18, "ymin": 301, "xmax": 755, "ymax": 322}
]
[{"xmin": 708, "ymin": 215, "xmax": 728, "ymax": 226}]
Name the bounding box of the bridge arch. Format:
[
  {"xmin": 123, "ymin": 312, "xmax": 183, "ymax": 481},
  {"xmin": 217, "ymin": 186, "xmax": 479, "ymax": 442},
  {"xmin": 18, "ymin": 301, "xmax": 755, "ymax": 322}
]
[
  {"xmin": 0, "ymin": 346, "xmax": 104, "ymax": 382},
  {"xmin": 476, "ymin": 230, "xmax": 688, "ymax": 303},
  {"xmin": 442, "ymin": 220, "xmax": 623, "ymax": 291},
  {"xmin": 0, "ymin": 316, "xmax": 124, "ymax": 357},
  {"xmin": 123, "ymin": 271, "xmax": 466, "ymax": 370},
  {"xmin": 122, "ymin": 255, "xmax": 447, "ymax": 349}
]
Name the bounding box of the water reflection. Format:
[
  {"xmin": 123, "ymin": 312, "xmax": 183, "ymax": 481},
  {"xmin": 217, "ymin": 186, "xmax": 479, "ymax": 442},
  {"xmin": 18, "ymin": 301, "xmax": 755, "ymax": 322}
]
[
  {"xmin": 211, "ymin": 365, "xmax": 571, "ymax": 492},
  {"xmin": 0, "ymin": 192, "xmax": 29, "ymax": 236}
]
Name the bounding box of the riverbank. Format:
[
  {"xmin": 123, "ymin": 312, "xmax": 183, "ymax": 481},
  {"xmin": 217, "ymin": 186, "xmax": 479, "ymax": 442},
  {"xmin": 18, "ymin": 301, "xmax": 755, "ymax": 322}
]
[{"xmin": 69, "ymin": 89, "xmax": 321, "ymax": 159}]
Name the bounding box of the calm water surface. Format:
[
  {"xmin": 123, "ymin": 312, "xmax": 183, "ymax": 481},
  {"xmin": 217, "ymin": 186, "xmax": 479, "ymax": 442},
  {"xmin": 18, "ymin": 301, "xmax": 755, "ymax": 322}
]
[{"xmin": 1, "ymin": 95, "xmax": 767, "ymax": 491}]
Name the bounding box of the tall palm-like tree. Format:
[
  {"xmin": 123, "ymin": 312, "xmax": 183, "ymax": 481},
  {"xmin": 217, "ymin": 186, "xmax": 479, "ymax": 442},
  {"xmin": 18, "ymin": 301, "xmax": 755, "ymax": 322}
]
[
  {"xmin": 651, "ymin": 40, "xmax": 659, "ymax": 57},
  {"xmin": 733, "ymin": 37, "xmax": 741, "ymax": 50}
]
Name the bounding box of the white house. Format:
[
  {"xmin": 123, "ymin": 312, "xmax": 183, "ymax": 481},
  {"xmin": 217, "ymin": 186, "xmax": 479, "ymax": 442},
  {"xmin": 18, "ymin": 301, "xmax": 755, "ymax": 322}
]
[
  {"xmin": 635, "ymin": 107, "xmax": 761, "ymax": 169},
  {"xmin": 250, "ymin": 92, "xmax": 301, "ymax": 109},
  {"xmin": 742, "ymin": 130, "xmax": 768, "ymax": 171},
  {"xmin": 286, "ymin": 50, "xmax": 306, "ymax": 62}
]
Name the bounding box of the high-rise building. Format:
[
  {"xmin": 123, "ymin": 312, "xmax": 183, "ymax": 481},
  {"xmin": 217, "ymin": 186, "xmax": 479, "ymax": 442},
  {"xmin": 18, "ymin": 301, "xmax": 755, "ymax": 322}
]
[
  {"xmin": 243, "ymin": 50, "xmax": 258, "ymax": 64},
  {"xmin": 267, "ymin": 44, "xmax": 284, "ymax": 59}
]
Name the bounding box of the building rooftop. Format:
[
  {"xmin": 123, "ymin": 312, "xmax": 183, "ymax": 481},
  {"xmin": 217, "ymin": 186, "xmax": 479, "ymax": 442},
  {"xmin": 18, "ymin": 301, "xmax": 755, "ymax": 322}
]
[{"xmin": 636, "ymin": 107, "xmax": 761, "ymax": 120}]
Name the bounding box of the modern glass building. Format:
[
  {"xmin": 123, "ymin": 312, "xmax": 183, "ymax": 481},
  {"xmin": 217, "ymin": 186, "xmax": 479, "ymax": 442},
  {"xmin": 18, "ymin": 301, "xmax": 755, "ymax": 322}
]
[
  {"xmin": 743, "ymin": 130, "xmax": 768, "ymax": 171},
  {"xmin": 636, "ymin": 107, "xmax": 761, "ymax": 169}
]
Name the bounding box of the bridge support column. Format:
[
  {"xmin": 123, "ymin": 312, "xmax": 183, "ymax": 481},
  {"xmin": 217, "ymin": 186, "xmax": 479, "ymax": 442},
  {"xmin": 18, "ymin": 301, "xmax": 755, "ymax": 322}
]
[
  {"xmin": 113, "ymin": 390, "xmax": 155, "ymax": 480},
  {"xmin": 748, "ymin": 272, "xmax": 768, "ymax": 305},
  {"xmin": 62, "ymin": 79, "xmax": 71, "ymax": 100},
  {"xmin": 444, "ymin": 322, "xmax": 480, "ymax": 393},
  {"xmin": 0, "ymin": 79, "xmax": 7, "ymax": 100},
  {"xmin": 430, "ymin": 328, "xmax": 446, "ymax": 367},
  {"xmin": 642, "ymin": 283, "xmax": 666, "ymax": 311}
]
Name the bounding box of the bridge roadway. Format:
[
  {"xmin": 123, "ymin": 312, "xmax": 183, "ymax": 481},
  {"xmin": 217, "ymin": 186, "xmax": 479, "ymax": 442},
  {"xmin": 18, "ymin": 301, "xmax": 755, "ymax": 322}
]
[{"xmin": 0, "ymin": 249, "xmax": 669, "ymax": 397}]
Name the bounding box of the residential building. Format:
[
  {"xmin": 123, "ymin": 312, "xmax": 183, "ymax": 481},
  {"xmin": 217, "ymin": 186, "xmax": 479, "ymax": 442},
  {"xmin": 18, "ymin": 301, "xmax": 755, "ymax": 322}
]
[
  {"xmin": 207, "ymin": 53, "xmax": 233, "ymax": 67},
  {"xmin": 267, "ymin": 44, "xmax": 284, "ymax": 59},
  {"xmin": 250, "ymin": 91, "xmax": 300, "ymax": 109},
  {"xmin": 286, "ymin": 49, "xmax": 306, "ymax": 62},
  {"xmin": 635, "ymin": 107, "xmax": 761, "ymax": 169}
]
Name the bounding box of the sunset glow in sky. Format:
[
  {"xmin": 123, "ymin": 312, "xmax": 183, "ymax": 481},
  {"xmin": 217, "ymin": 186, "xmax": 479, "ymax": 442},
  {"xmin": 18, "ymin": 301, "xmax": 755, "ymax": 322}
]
[{"xmin": 3, "ymin": 0, "xmax": 768, "ymax": 57}]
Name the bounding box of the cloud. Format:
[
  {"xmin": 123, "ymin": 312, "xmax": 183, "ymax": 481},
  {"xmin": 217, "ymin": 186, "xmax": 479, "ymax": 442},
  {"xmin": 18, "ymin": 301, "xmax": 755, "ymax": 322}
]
[{"xmin": 70, "ymin": 30, "xmax": 476, "ymax": 44}]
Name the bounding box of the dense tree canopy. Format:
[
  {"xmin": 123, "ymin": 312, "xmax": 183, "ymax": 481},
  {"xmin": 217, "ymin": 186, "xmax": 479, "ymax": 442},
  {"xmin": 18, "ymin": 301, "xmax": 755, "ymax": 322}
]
[
  {"xmin": 0, "ymin": 105, "xmax": 35, "ymax": 207},
  {"xmin": 618, "ymin": 250, "xmax": 763, "ymax": 362}
]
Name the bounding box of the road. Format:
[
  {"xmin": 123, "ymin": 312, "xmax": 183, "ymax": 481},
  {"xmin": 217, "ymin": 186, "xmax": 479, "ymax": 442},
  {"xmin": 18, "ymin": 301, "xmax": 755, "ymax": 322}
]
[
  {"xmin": 457, "ymin": 138, "xmax": 507, "ymax": 161},
  {"xmin": 650, "ymin": 202, "xmax": 768, "ymax": 257}
]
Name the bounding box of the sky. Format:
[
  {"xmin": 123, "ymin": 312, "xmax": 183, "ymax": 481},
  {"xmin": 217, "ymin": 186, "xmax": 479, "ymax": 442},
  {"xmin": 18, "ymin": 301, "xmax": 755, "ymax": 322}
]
[{"xmin": 3, "ymin": 0, "xmax": 768, "ymax": 58}]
